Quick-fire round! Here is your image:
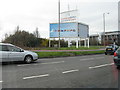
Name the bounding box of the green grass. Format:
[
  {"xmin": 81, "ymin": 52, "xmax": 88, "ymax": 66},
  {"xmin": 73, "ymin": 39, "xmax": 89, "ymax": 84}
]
[
  {"xmin": 32, "ymin": 46, "xmax": 105, "ymax": 50},
  {"xmin": 35, "ymin": 50, "xmax": 105, "ymax": 58}
]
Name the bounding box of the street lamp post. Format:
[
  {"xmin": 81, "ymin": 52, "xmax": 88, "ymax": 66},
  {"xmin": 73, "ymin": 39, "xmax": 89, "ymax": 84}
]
[
  {"xmin": 103, "ymin": 13, "xmax": 109, "ymax": 46},
  {"xmin": 58, "ymin": 0, "xmax": 61, "ymax": 48}
]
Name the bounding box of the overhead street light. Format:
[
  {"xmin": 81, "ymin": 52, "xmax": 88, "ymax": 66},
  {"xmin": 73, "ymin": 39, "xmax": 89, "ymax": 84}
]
[{"xmin": 103, "ymin": 12, "xmax": 109, "ymax": 46}]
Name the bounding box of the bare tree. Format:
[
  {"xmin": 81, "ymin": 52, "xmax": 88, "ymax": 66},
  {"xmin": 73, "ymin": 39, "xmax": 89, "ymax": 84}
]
[{"xmin": 5, "ymin": 33, "xmax": 8, "ymax": 39}]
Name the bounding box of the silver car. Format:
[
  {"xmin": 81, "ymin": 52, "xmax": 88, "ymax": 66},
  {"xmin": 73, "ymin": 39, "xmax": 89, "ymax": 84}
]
[{"xmin": 0, "ymin": 43, "xmax": 38, "ymax": 63}]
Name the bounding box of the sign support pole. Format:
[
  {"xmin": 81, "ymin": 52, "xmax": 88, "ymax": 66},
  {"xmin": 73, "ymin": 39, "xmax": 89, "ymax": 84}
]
[
  {"xmin": 76, "ymin": 38, "xmax": 78, "ymax": 48},
  {"xmin": 58, "ymin": 0, "xmax": 61, "ymax": 48},
  {"xmin": 68, "ymin": 38, "xmax": 70, "ymax": 47},
  {"xmin": 79, "ymin": 37, "xmax": 81, "ymax": 47},
  {"xmin": 87, "ymin": 38, "xmax": 90, "ymax": 48},
  {"xmin": 84, "ymin": 39, "xmax": 87, "ymax": 47}
]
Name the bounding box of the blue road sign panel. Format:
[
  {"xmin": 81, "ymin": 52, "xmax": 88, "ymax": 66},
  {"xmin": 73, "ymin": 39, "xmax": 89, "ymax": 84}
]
[{"xmin": 50, "ymin": 23, "xmax": 78, "ymax": 38}]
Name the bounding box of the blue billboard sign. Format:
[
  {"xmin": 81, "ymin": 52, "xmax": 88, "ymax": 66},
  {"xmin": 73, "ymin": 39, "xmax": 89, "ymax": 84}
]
[{"xmin": 50, "ymin": 23, "xmax": 78, "ymax": 38}]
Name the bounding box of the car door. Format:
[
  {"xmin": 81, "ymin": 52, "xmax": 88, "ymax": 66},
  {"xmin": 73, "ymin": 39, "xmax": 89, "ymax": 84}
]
[
  {"xmin": 7, "ymin": 45, "xmax": 24, "ymax": 61},
  {"xmin": 0, "ymin": 45, "xmax": 9, "ymax": 62},
  {"xmin": 117, "ymin": 48, "xmax": 120, "ymax": 58}
]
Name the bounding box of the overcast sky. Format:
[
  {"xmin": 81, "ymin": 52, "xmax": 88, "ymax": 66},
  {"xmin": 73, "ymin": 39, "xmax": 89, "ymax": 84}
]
[{"xmin": 0, "ymin": 0, "xmax": 119, "ymax": 41}]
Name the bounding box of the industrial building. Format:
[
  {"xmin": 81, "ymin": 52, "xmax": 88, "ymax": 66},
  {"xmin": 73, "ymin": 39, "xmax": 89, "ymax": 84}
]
[
  {"xmin": 89, "ymin": 34, "xmax": 100, "ymax": 46},
  {"xmin": 90, "ymin": 31, "xmax": 120, "ymax": 46},
  {"xmin": 101, "ymin": 31, "xmax": 120, "ymax": 46}
]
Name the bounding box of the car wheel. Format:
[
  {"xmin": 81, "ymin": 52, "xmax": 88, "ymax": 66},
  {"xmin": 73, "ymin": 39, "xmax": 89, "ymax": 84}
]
[
  {"xmin": 24, "ymin": 56, "xmax": 33, "ymax": 64},
  {"xmin": 117, "ymin": 66, "xmax": 120, "ymax": 69},
  {"xmin": 105, "ymin": 52, "xmax": 107, "ymax": 55}
]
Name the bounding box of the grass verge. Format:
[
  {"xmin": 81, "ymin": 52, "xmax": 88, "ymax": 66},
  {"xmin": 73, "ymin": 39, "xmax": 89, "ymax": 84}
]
[
  {"xmin": 35, "ymin": 50, "xmax": 105, "ymax": 58},
  {"xmin": 31, "ymin": 46, "xmax": 105, "ymax": 50}
]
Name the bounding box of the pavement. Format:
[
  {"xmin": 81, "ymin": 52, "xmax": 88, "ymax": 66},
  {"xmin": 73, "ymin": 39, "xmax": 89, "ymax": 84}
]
[{"xmin": 1, "ymin": 54, "xmax": 119, "ymax": 88}]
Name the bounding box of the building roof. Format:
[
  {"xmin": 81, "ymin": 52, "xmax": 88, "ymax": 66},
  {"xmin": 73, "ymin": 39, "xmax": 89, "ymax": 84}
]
[{"xmin": 101, "ymin": 31, "xmax": 120, "ymax": 35}]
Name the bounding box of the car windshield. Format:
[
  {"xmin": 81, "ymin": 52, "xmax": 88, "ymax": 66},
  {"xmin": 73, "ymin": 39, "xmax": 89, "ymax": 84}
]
[
  {"xmin": 108, "ymin": 44, "xmax": 114, "ymax": 47},
  {"xmin": 118, "ymin": 47, "xmax": 120, "ymax": 50}
]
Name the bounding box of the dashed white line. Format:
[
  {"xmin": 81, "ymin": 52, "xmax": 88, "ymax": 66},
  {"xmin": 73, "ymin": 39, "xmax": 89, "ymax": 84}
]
[
  {"xmin": 95, "ymin": 57, "xmax": 104, "ymax": 59},
  {"xmin": 41, "ymin": 61, "xmax": 65, "ymax": 64},
  {"xmin": 0, "ymin": 81, "xmax": 3, "ymax": 83},
  {"xmin": 80, "ymin": 58, "xmax": 94, "ymax": 61},
  {"xmin": 23, "ymin": 74, "xmax": 49, "ymax": 80},
  {"xmin": 80, "ymin": 57, "xmax": 104, "ymax": 61},
  {"xmin": 33, "ymin": 64, "xmax": 38, "ymax": 65},
  {"xmin": 89, "ymin": 63, "xmax": 114, "ymax": 69},
  {"xmin": 62, "ymin": 69, "xmax": 79, "ymax": 74},
  {"xmin": 38, "ymin": 59, "xmax": 51, "ymax": 61},
  {"xmin": 17, "ymin": 64, "xmax": 31, "ymax": 67}
]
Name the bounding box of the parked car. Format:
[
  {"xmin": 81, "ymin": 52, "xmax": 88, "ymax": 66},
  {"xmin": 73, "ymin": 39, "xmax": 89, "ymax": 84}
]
[
  {"xmin": 105, "ymin": 44, "xmax": 119, "ymax": 55},
  {"xmin": 113, "ymin": 47, "xmax": 120, "ymax": 69},
  {"xmin": 0, "ymin": 43, "xmax": 38, "ymax": 63}
]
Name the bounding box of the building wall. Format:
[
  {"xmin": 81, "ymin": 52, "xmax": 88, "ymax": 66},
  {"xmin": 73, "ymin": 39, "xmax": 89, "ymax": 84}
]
[
  {"xmin": 90, "ymin": 31, "xmax": 120, "ymax": 46},
  {"xmin": 89, "ymin": 36, "xmax": 99, "ymax": 46},
  {"xmin": 101, "ymin": 32, "xmax": 120, "ymax": 46}
]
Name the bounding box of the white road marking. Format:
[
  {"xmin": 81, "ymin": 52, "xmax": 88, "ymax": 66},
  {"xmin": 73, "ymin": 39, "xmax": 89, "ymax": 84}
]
[
  {"xmin": 80, "ymin": 57, "xmax": 104, "ymax": 61},
  {"xmin": 62, "ymin": 69, "xmax": 79, "ymax": 74},
  {"xmin": 0, "ymin": 81, "xmax": 3, "ymax": 83},
  {"xmin": 17, "ymin": 64, "xmax": 31, "ymax": 67},
  {"xmin": 41, "ymin": 61, "xmax": 64, "ymax": 64},
  {"xmin": 91, "ymin": 54, "xmax": 104, "ymax": 56},
  {"xmin": 38, "ymin": 59, "xmax": 52, "ymax": 61},
  {"xmin": 23, "ymin": 74, "xmax": 49, "ymax": 80},
  {"xmin": 80, "ymin": 58, "xmax": 94, "ymax": 61},
  {"xmin": 33, "ymin": 64, "xmax": 38, "ymax": 65},
  {"xmin": 89, "ymin": 63, "xmax": 114, "ymax": 69},
  {"xmin": 95, "ymin": 57, "xmax": 104, "ymax": 59}
]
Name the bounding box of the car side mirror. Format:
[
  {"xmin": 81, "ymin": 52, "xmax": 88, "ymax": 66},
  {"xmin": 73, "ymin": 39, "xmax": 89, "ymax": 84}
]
[{"xmin": 20, "ymin": 49, "xmax": 24, "ymax": 52}]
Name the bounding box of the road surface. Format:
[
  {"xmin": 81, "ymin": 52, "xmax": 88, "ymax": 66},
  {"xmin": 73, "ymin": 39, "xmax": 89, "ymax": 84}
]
[{"xmin": 1, "ymin": 54, "xmax": 119, "ymax": 88}]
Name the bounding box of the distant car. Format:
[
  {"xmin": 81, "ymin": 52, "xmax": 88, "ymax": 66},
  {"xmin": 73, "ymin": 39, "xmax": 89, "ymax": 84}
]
[
  {"xmin": 113, "ymin": 47, "xmax": 120, "ymax": 69},
  {"xmin": 105, "ymin": 44, "xmax": 119, "ymax": 55},
  {"xmin": 0, "ymin": 43, "xmax": 38, "ymax": 63}
]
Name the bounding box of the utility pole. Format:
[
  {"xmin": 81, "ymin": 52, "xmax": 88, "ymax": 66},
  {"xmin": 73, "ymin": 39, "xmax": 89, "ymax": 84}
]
[
  {"xmin": 103, "ymin": 13, "xmax": 105, "ymax": 46},
  {"xmin": 118, "ymin": 1, "xmax": 120, "ymax": 46},
  {"xmin": 58, "ymin": 0, "xmax": 61, "ymax": 48},
  {"xmin": 17, "ymin": 25, "xmax": 19, "ymax": 31},
  {"xmin": 103, "ymin": 13, "xmax": 109, "ymax": 46}
]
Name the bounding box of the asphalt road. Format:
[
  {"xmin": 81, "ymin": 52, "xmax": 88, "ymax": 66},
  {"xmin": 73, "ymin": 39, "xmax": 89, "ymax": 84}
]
[{"xmin": 1, "ymin": 54, "xmax": 120, "ymax": 88}]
